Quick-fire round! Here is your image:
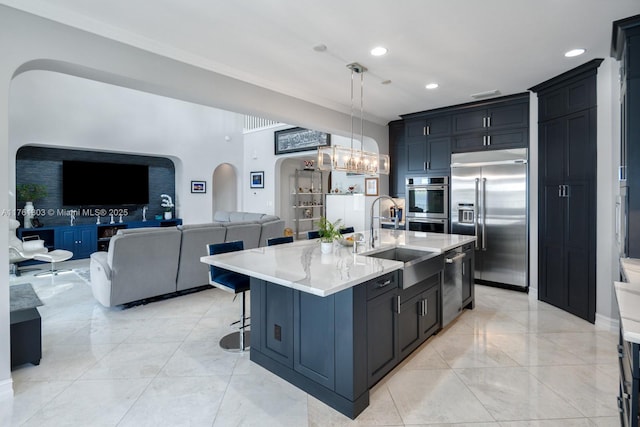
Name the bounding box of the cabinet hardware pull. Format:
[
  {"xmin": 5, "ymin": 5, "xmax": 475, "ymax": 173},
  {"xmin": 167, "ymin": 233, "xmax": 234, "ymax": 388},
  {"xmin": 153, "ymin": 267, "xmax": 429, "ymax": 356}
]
[
  {"xmin": 619, "ymin": 165, "xmax": 626, "ymax": 181},
  {"xmin": 623, "ymin": 392, "xmax": 631, "ymax": 400},
  {"xmin": 474, "ymin": 178, "xmax": 480, "ymax": 250},
  {"xmin": 424, "ymin": 162, "xmax": 427, "ymax": 170},
  {"xmin": 445, "ymin": 253, "xmax": 467, "ymax": 263},
  {"xmin": 426, "ymin": 125, "xmax": 430, "ymax": 135},
  {"xmin": 423, "ymin": 126, "xmax": 426, "ymax": 136},
  {"xmin": 423, "ymin": 299, "xmax": 428, "ymax": 316},
  {"xmin": 487, "ymin": 135, "xmax": 491, "ymax": 146},
  {"xmin": 462, "ymin": 262, "xmax": 465, "ymax": 275},
  {"xmin": 564, "ymin": 185, "xmax": 569, "ymax": 198},
  {"xmin": 483, "ymin": 135, "xmax": 486, "ymax": 146},
  {"xmin": 426, "ymin": 161, "xmax": 430, "ymax": 170},
  {"xmin": 482, "ymin": 178, "xmax": 487, "ymax": 250},
  {"xmin": 483, "ymin": 117, "xmax": 486, "ymax": 128},
  {"xmin": 376, "ymin": 279, "xmax": 392, "ymax": 288},
  {"xmin": 558, "ymin": 185, "xmax": 563, "ymax": 197},
  {"xmin": 396, "ymin": 295, "xmax": 401, "ymax": 314},
  {"xmin": 487, "ymin": 116, "xmax": 491, "ymax": 127}
]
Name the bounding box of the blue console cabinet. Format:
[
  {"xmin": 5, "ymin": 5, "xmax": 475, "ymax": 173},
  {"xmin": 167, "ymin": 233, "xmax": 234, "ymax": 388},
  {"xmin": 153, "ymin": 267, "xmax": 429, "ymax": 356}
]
[
  {"xmin": 18, "ymin": 218, "xmax": 181, "ymax": 260},
  {"xmin": 56, "ymin": 225, "xmax": 97, "ymax": 260}
]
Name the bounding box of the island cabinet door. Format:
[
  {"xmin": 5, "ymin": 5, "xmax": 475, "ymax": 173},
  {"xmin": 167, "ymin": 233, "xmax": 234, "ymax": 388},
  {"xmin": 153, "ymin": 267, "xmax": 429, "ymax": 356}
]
[
  {"xmin": 251, "ymin": 279, "xmax": 294, "ymax": 368},
  {"xmin": 367, "ymin": 286, "xmax": 400, "ymax": 386},
  {"xmin": 398, "ymin": 292, "xmax": 423, "ymax": 360},
  {"xmin": 293, "ymin": 291, "xmax": 335, "ymax": 390}
]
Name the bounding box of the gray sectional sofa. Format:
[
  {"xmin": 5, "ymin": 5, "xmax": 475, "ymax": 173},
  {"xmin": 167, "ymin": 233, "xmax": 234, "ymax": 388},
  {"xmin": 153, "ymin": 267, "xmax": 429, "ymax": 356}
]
[{"xmin": 89, "ymin": 212, "xmax": 284, "ymax": 307}]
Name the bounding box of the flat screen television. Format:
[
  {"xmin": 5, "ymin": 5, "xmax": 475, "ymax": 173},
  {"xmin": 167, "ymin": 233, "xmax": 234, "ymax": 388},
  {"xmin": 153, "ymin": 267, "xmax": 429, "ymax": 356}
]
[{"xmin": 62, "ymin": 160, "xmax": 149, "ymax": 206}]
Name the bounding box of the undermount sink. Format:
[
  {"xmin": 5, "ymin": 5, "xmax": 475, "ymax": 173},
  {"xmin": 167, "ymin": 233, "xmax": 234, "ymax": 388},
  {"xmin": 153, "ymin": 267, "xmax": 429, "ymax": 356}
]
[{"xmin": 363, "ymin": 247, "xmax": 443, "ymax": 289}]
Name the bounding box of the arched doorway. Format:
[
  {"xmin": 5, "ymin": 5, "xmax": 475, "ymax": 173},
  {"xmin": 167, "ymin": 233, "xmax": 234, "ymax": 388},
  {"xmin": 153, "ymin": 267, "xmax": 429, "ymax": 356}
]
[{"xmin": 212, "ymin": 163, "xmax": 237, "ymax": 216}]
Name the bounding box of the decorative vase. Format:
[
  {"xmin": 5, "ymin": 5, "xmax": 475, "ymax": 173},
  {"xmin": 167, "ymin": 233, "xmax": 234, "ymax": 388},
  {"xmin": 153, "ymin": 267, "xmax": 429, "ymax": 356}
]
[
  {"xmin": 320, "ymin": 241, "xmax": 333, "ymax": 254},
  {"xmin": 23, "ymin": 201, "xmax": 35, "ymax": 228},
  {"xmin": 164, "ymin": 211, "xmax": 172, "ymax": 220}
]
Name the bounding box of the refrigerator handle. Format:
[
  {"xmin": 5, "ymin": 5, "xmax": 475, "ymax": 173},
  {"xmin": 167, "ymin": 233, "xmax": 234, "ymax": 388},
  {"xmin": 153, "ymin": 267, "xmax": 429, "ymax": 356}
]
[
  {"xmin": 482, "ymin": 178, "xmax": 487, "ymax": 251},
  {"xmin": 474, "ymin": 178, "xmax": 480, "ymax": 250}
]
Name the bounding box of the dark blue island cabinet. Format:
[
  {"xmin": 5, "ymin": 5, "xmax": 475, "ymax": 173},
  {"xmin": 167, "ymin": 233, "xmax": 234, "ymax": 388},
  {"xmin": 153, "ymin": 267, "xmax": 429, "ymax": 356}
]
[
  {"xmin": 250, "ymin": 277, "xmax": 370, "ymax": 418},
  {"xmin": 249, "ymin": 270, "xmax": 443, "ymax": 419}
]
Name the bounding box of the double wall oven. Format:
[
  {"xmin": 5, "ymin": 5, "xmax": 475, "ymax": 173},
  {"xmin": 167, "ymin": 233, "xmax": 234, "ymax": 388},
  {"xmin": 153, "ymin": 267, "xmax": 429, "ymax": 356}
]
[{"xmin": 405, "ymin": 176, "xmax": 449, "ymax": 233}]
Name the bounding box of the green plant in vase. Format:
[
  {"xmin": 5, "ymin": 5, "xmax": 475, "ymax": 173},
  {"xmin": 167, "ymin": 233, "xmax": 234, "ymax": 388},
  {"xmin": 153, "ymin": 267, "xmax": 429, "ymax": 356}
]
[
  {"xmin": 315, "ymin": 216, "xmax": 342, "ymax": 253},
  {"xmin": 16, "ymin": 183, "xmax": 48, "ymax": 203},
  {"xmin": 16, "ymin": 183, "xmax": 48, "ymax": 229}
]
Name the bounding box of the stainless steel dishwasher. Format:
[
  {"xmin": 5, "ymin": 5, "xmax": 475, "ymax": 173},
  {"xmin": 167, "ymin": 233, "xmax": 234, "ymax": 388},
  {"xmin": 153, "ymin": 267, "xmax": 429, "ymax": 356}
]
[{"xmin": 442, "ymin": 246, "xmax": 466, "ymax": 327}]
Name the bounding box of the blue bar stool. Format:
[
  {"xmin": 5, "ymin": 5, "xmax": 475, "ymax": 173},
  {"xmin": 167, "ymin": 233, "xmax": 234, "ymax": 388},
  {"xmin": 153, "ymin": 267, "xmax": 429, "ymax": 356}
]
[
  {"xmin": 207, "ymin": 240, "xmax": 250, "ymax": 352},
  {"xmin": 266, "ymin": 236, "xmax": 294, "ymax": 246},
  {"xmin": 307, "ymin": 230, "xmax": 320, "ymax": 239}
]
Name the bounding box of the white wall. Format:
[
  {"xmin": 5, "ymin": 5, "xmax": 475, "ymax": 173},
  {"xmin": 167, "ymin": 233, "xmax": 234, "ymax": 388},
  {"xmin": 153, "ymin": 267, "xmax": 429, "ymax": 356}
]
[{"xmin": 9, "ymin": 70, "xmax": 245, "ymax": 224}]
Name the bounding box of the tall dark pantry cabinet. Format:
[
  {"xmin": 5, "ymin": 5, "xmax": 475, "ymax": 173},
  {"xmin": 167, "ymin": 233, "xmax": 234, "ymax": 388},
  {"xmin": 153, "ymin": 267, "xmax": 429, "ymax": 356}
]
[
  {"xmin": 613, "ymin": 15, "xmax": 640, "ymax": 259},
  {"xmin": 530, "ymin": 59, "xmax": 601, "ymax": 323}
]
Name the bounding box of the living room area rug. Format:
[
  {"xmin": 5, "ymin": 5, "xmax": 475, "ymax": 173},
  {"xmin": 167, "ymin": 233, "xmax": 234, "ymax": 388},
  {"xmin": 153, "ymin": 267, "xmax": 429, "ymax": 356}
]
[
  {"xmin": 9, "ymin": 283, "xmax": 43, "ymax": 312},
  {"xmin": 72, "ymin": 268, "xmax": 91, "ymax": 286}
]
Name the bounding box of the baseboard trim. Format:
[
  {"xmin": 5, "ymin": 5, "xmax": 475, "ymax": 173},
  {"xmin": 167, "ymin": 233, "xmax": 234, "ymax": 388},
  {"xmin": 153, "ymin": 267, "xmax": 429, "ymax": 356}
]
[
  {"xmin": 595, "ymin": 313, "xmax": 619, "ymax": 332},
  {"xmin": 0, "ymin": 378, "xmax": 14, "ymax": 400}
]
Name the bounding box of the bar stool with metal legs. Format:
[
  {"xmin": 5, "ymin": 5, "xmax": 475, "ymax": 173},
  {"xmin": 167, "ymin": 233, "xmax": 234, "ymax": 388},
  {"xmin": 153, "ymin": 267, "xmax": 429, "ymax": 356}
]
[{"xmin": 207, "ymin": 240, "xmax": 250, "ymax": 352}]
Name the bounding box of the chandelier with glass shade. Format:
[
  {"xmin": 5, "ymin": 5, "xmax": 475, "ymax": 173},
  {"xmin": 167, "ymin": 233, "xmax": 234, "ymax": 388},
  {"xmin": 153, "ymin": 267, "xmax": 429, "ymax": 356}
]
[{"xmin": 317, "ymin": 62, "xmax": 390, "ymax": 175}]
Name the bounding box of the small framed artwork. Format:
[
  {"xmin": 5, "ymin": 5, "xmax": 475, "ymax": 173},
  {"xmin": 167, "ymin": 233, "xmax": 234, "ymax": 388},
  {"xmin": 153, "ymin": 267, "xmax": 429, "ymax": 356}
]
[
  {"xmin": 191, "ymin": 180, "xmax": 206, "ymax": 193},
  {"xmin": 250, "ymin": 171, "xmax": 264, "ymax": 189},
  {"xmin": 365, "ymin": 177, "xmax": 379, "ymax": 196}
]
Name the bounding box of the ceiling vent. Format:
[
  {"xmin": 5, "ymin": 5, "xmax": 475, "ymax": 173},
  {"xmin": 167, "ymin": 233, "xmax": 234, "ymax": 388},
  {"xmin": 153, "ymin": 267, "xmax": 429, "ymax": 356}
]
[{"xmin": 471, "ymin": 89, "xmax": 501, "ymax": 99}]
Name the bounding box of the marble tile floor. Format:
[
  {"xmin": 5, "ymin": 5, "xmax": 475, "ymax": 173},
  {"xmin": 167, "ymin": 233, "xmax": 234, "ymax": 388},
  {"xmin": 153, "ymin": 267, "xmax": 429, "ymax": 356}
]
[{"xmin": 1, "ymin": 259, "xmax": 621, "ymax": 426}]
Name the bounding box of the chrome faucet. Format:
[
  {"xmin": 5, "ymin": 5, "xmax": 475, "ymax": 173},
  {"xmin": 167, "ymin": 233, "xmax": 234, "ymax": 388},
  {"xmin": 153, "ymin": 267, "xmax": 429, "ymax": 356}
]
[{"xmin": 370, "ymin": 195, "xmax": 400, "ymax": 248}]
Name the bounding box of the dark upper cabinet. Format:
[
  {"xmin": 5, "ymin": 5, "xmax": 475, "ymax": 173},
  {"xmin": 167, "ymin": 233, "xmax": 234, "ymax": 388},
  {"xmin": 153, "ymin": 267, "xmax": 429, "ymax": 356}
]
[
  {"xmin": 451, "ymin": 96, "xmax": 529, "ymax": 152},
  {"xmin": 452, "ymin": 100, "xmax": 528, "ymax": 134},
  {"xmin": 405, "ymin": 116, "xmax": 451, "ymax": 175},
  {"xmin": 389, "ymin": 121, "xmax": 406, "ymax": 198}
]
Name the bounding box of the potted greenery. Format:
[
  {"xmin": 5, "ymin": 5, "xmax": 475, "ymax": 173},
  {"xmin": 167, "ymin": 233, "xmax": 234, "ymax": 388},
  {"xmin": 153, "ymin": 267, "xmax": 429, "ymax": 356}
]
[
  {"xmin": 16, "ymin": 183, "xmax": 48, "ymax": 229},
  {"xmin": 315, "ymin": 216, "xmax": 342, "ymax": 254}
]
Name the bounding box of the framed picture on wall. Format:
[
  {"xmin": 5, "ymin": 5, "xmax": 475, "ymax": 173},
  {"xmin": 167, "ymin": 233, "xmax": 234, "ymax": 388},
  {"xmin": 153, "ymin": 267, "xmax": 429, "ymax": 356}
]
[
  {"xmin": 250, "ymin": 171, "xmax": 264, "ymax": 189},
  {"xmin": 274, "ymin": 127, "xmax": 331, "ymax": 155},
  {"xmin": 365, "ymin": 177, "xmax": 379, "ymax": 196},
  {"xmin": 191, "ymin": 180, "xmax": 206, "ymax": 193}
]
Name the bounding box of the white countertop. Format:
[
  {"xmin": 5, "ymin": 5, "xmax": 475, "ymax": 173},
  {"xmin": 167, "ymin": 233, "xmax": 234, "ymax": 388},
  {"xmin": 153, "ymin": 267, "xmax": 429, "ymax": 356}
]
[
  {"xmin": 201, "ymin": 229, "xmax": 476, "ymax": 297},
  {"xmin": 615, "ymin": 258, "xmax": 640, "ymax": 343}
]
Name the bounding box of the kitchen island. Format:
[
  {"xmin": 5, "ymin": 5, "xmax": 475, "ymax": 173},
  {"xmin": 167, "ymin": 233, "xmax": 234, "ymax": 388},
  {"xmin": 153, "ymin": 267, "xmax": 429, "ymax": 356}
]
[{"xmin": 201, "ymin": 229, "xmax": 476, "ymax": 418}]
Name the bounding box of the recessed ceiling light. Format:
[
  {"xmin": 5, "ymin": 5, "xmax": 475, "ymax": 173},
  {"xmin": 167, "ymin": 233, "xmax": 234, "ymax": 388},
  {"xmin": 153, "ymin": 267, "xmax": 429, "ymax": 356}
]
[
  {"xmin": 425, "ymin": 83, "xmax": 439, "ymax": 90},
  {"xmin": 381, "ymin": 80, "xmax": 392, "ymax": 85},
  {"xmin": 313, "ymin": 44, "xmax": 327, "ymax": 52},
  {"xmin": 565, "ymin": 48, "xmax": 585, "ymax": 58},
  {"xmin": 370, "ymin": 46, "xmax": 388, "ymax": 56}
]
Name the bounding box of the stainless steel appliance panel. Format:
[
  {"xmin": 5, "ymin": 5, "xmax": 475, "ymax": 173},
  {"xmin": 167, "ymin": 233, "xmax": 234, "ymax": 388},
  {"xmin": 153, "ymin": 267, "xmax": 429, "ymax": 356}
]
[
  {"xmin": 406, "ymin": 217, "xmax": 448, "ymax": 233},
  {"xmin": 442, "ymin": 247, "xmax": 464, "ymax": 327},
  {"xmin": 450, "ymin": 148, "xmax": 528, "ymax": 291},
  {"xmin": 406, "ymin": 176, "xmax": 448, "ymax": 219},
  {"xmin": 479, "ymin": 163, "xmax": 527, "ymax": 287}
]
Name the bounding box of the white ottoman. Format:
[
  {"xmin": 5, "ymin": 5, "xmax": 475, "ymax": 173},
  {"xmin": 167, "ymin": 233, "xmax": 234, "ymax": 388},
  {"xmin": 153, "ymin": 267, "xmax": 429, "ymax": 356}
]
[{"xmin": 33, "ymin": 250, "xmax": 74, "ymax": 276}]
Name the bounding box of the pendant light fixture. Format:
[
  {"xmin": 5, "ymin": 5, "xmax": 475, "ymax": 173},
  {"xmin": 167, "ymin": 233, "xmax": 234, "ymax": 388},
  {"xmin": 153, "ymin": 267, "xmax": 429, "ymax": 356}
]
[{"xmin": 317, "ymin": 62, "xmax": 390, "ymax": 175}]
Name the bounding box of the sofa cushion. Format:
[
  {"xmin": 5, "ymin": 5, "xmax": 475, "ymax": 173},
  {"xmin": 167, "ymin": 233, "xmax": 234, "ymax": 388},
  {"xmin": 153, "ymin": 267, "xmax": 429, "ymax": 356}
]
[
  {"xmin": 176, "ymin": 223, "xmax": 227, "ymax": 291},
  {"xmin": 224, "ymin": 223, "xmax": 261, "ymax": 249}
]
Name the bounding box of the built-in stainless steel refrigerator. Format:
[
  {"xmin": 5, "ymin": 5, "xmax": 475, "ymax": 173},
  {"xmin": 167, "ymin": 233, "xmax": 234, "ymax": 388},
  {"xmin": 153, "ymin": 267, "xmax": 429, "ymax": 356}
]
[{"xmin": 450, "ymin": 148, "xmax": 528, "ymax": 291}]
